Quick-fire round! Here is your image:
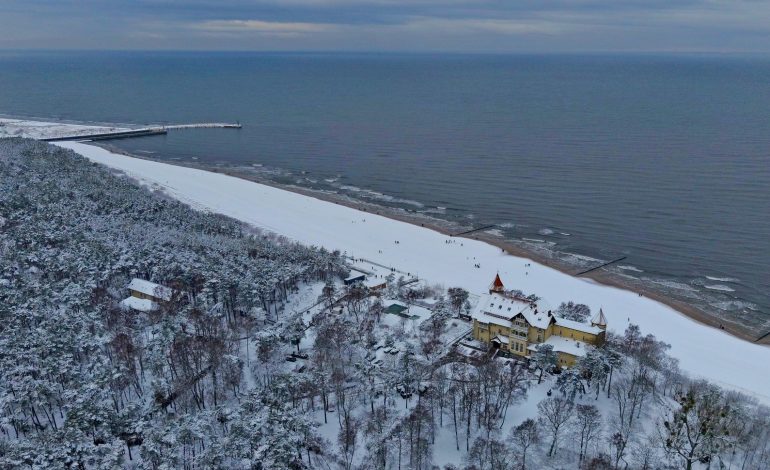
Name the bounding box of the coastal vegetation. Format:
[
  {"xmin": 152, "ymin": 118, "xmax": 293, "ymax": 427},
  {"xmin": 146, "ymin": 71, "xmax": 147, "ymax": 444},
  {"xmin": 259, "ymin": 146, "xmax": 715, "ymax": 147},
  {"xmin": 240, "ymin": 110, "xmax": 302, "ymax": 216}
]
[{"xmin": 1, "ymin": 139, "xmax": 769, "ymax": 469}]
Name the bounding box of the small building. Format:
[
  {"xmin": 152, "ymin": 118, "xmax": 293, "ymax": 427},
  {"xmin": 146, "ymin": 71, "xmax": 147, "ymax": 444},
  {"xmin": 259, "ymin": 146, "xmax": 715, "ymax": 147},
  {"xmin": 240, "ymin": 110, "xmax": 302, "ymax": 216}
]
[
  {"xmin": 471, "ymin": 275, "xmax": 607, "ymax": 367},
  {"xmin": 364, "ymin": 278, "xmax": 387, "ymax": 292},
  {"xmin": 344, "ymin": 273, "xmax": 366, "ymax": 286},
  {"xmin": 384, "ymin": 301, "xmax": 409, "ymax": 316},
  {"xmin": 120, "ymin": 278, "xmax": 173, "ymax": 312},
  {"xmin": 345, "ymin": 269, "xmax": 388, "ymax": 292}
]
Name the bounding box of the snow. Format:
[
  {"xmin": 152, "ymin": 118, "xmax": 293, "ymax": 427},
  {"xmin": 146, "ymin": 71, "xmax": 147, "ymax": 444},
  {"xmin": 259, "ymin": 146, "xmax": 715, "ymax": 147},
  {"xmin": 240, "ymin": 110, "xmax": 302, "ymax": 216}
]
[
  {"xmin": 127, "ymin": 278, "xmax": 173, "ymax": 301},
  {"xmin": 554, "ymin": 317, "xmax": 603, "ymax": 335},
  {"xmin": 528, "ymin": 335, "xmax": 589, "ymax": 358},
  {"xmin": 119, "ymin": 296, "xmax": 158, "ymax": 312},
  {"xmin": 0, "ymin": 118, "xmax": 128, "ymax": 140},
  {"xmin": 472, "ymin": 292, "xmax": 553, "ymax": 330},
  {"xmin": 491, "ymin": 334, "xmax": 510, "ymax": 345},
  {"xmin": 56, "ymin": 141, "xmax": 770, "ymax": 404}
]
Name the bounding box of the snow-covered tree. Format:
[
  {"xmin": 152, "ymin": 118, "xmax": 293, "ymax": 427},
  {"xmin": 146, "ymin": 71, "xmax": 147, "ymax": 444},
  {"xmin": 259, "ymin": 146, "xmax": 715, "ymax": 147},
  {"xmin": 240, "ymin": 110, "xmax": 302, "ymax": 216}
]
[
  {"xmin": 531, "ymin": 343, "xmax": 558, "ymax": 384},
  {"xmin": 555, "ymin": 301, "xmax": 591, "ymax": 322}
]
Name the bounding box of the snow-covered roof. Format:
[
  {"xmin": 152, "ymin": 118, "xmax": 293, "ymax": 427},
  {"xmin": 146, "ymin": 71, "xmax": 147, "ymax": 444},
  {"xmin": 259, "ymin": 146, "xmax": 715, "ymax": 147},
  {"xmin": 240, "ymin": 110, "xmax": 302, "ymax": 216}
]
[
  {"xmin": 471, "ymin": 292, "xmax": 554, "ymax": 330},
  {"xmin": 127, "ymin": 278, "xmax": 172, "ymax": 301},
  {"xmin": 364, "ymin": 278, "xmax": 386, "ymax": 288},
  {"xmin": 528, "ymin": 335, "xmax": 589, "ymax": 358},
  {"xmin": 119, "ymin": 296, "xmax": 158, "ymax": 312},
  {"xmin": 554, "ymin": 317, "xmax": 603, "ymax": 335},
  {"xmin": 491, "ymin": 335, "xmax": 509, "ymax": 345}
]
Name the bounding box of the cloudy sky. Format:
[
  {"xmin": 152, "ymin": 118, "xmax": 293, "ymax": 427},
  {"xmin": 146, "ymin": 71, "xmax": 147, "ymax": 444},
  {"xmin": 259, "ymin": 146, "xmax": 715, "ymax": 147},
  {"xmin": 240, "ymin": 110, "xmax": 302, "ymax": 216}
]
[{"xmin": 1, "ymin": 0, "xmax": 769, "ymax": 53}]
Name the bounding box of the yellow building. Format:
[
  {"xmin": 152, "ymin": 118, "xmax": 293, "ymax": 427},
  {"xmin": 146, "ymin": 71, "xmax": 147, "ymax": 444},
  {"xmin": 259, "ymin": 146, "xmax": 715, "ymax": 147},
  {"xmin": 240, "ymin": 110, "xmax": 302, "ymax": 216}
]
[{"xmin": 471, "ymin": 275, "xmax": 607, "ymax": 367}]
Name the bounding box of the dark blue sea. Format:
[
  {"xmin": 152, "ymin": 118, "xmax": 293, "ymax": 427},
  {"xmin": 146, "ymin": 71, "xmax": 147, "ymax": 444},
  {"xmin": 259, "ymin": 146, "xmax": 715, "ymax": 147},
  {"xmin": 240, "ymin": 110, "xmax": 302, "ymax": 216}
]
[{"xmin": 1, "ymin": 51, "xmax": 768, "ymax": 332}]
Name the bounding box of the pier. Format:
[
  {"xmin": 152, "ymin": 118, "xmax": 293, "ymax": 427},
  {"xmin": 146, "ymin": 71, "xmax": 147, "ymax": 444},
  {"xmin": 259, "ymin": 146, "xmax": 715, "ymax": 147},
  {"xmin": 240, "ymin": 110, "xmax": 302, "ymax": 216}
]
[
  {"xmin": 576, "ymin": 256, "xmax": 627, "ymax": 276},
  {"xmin": 451, "ymin": 224, "xmax": 497, "ymax": 237},
  {"xmin": 40, "ymin": 122, "xmax": 242, "ymax": 142}
]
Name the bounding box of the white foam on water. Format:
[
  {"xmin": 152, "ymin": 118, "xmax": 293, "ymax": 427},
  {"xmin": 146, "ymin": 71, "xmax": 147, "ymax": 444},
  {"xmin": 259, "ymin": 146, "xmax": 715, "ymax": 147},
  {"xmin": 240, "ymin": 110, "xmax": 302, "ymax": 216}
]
[
  {"xmin": 706, "ymin": 276, "xmax": 739, "ymax": 283},
  {"xmin": 335, "ymin": 184, "xmax": 425, "ymax": 208},
  {"xmin": 705, "ymin": 284, "xmax": 736, "ymax": 293},
  {"xmin": 562, "ymin": 252, "xmax": 603, "ymax": 264},
  {"xmin": 618, "ymin": 265, "xmax": 644, "ymax": 273},
  {"xmin": 538, "ymin": 228, "xmax": 555, "ymax": 235},
  {"xmin": 646, "ymin": 278, "xmax": 699, "ymax": 292},
  {"xmin": 711, "ymin": 300, "xmax": 758, "ymax": 311}
]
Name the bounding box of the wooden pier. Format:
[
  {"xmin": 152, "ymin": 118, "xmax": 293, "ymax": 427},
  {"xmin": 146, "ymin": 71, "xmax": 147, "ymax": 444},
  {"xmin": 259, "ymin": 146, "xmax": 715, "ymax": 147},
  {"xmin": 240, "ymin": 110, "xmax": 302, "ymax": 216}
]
[
  {"xmin": 451, "ymin": 224, "xmax": 497, "ymax": 237},
  {"xmin": 40, "ymin": 122, "xmax": 242, "ymax": 142},
  {"xmin": 576, "ymin": 256, "xmax": 627, "ymax": 276},
  {"xmin": 41, "ymin": 128, "xmax": 166, "ymax": 142}
]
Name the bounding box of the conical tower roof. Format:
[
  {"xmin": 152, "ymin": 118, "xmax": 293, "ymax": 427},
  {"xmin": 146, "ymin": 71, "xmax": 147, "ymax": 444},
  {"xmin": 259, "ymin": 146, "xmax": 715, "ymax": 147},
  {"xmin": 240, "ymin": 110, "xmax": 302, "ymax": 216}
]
[
  {"xmin": 489, "ymin": 274, "xmax": 505, "ymax": 293},
  {"xmin": 591, "ymin": 308, "xmax": 608, "ymax": 329}
]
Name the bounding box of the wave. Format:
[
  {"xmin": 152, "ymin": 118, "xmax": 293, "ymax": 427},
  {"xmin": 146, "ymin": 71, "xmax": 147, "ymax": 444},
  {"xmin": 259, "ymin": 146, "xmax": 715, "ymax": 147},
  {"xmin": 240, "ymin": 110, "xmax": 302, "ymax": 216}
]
[
  {"xmin": 706, "ymin": 276, "xmax": 739, "ymax": 283},
  {"xmin": 646, "ymin": 278, "xmax": 699, "ymax": 293},
  {"xmin": 499, "ymin": 222, "xmax": 515, "ymax": 228},
  {"xmin": 538, "ymin": 228, "xmax": 555, "ymax": 236},
  {"xmin": 562, "ymin": 252, "xmax": 603, "ymax": 264},
  {"xmin": 705, "ymin": 284, "xmax": 736, "ymax": 293},
  {"xmin": 712, "ymin": 300, "xmax": 758, "ymax": 311},
  {"xmin": 485, "ymin": 228, "xmax": 504, "ymax": 237},
  {"xmin": 618, "ymin": 265, "xmax": 644, "ymax": 273},
  {"xmin": 335, "ymin": 184, "xmax": 424, "ymax": 208}
]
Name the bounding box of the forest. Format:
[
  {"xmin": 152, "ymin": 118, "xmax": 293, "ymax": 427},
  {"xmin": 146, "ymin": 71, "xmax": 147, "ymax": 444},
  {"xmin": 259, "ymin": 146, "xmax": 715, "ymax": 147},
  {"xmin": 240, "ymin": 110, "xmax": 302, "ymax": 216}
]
[{"xmin": 1, "ymin": 138, "xmax": 769, "ymax": 469}]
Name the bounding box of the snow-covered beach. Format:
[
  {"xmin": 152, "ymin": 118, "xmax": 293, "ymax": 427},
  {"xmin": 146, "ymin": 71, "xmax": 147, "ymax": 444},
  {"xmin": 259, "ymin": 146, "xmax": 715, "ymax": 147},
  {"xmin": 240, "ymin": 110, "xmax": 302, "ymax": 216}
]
[{"xmin": 54, "ymin": 140, "xmax": 770, "ymax": 404}]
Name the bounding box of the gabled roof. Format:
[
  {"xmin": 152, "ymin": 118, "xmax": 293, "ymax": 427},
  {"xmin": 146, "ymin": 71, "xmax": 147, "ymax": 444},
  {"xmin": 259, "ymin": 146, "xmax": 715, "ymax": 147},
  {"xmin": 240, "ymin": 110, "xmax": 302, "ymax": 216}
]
[
  {"xmin": 491, "ymin": 335, "xmax": 510, "ymax": 345},
  {"xmin": 471, "ymin": 292, "xmax": 554, "ymax": 330},
  {"xmin": 127, "ymin": 278, "xmax": 173, "ymax": 301}
]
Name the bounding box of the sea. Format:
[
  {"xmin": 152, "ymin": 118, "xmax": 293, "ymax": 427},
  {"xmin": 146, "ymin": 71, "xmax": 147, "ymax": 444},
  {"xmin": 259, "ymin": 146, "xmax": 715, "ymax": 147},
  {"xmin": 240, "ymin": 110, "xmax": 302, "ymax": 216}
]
[{"xmin": 1, "ymin": 51, "xmax": 768, "ymax": 333}]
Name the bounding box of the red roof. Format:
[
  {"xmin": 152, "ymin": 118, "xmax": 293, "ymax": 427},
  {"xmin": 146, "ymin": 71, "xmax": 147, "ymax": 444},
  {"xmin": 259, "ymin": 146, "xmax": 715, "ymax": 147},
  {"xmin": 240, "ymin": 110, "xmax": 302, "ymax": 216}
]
[{"xmin": 491, "ymin": 274, "xmax": 505, "ymax": 291}]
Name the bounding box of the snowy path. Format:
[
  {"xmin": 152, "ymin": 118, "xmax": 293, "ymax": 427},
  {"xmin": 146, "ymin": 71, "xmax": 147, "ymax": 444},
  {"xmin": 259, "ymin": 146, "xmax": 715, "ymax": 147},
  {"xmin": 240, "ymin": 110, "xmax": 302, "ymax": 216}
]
[{"xmin": 56, "ymin": 141, "xmax": 770, "ymax": 404}]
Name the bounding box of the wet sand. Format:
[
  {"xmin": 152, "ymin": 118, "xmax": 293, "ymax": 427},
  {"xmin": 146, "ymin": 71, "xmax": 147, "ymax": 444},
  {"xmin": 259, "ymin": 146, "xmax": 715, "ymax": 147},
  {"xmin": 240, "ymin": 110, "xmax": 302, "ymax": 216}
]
[{"xmin": 93, "ymin": 142, "xmax": 764, "ymax": 345}]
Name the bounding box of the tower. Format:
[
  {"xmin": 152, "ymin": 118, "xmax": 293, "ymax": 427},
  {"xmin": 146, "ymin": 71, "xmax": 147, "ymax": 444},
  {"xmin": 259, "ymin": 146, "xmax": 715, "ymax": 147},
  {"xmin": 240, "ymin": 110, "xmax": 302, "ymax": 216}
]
[
  {"xmin": 591, "ymin": 308, "xmax": 608, "ymax": 330},
  {"xmin": 489, "ymin": 273, "xmax": 505, "ymax": 294}
]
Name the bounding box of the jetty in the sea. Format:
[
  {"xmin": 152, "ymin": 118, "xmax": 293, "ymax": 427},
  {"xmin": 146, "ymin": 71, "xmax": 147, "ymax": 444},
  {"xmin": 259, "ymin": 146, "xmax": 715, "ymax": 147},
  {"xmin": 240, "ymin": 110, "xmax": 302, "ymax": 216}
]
[{"xmin": 40, "ymin": 122, "xmax": 242, "ymax": 142}]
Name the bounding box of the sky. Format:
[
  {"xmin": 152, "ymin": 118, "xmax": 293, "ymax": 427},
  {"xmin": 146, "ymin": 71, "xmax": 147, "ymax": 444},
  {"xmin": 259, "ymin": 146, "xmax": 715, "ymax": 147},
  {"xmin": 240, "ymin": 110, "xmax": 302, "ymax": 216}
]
[{"xmin": 1, "ymin": 0, "xmax": 770, "ymax": 53}]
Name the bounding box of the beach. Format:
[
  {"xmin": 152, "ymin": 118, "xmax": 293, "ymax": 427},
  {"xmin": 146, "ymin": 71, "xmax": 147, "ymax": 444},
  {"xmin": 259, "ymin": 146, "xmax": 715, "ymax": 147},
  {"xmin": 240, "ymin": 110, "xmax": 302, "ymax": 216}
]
[
  {"xmin": 93, "ymin": 141, "xmax": 761, "ymax": 344},
  {"xmin": 54, "ymin": 140, "xmax": 770, "ymax": 403}
]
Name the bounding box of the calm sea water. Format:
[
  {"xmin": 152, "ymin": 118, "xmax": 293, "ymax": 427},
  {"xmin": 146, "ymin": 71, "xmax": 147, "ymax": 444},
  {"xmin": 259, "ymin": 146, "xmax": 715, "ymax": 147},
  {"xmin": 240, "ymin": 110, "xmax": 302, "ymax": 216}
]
[{"xmin": 1, "ymin": 51, "xmax": 768, "ymax": 331}]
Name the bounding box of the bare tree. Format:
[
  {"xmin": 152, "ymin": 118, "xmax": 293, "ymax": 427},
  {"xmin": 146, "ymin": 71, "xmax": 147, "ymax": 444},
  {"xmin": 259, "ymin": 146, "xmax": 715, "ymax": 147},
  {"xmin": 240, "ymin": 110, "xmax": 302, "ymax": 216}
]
[
  {"xmin": 509, "ymin": 418, "xmax": 540, "ymax": 470},
  {"xmin": 538, "ymin": 396, "xmax": 574, "ymax": 457},
  {"xmin": 572, "ymin": 404, "xmax": 602, "ymax": 464},
  {"xmin": 659, "ymin": 380, "xmax": 737, "ymax": 470}
]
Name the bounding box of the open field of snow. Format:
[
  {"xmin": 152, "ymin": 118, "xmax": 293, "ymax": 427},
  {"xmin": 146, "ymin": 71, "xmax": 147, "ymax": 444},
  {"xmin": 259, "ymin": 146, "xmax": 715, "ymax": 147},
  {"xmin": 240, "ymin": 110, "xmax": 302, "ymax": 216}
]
[{"xmin": 56, "ymin": 141, "xmax": 770, "ymax": 404}]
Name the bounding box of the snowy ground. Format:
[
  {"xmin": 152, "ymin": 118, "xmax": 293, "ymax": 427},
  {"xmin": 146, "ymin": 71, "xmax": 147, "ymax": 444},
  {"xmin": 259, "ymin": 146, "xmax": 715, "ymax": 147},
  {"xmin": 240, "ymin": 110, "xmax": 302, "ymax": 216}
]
[
  {"xmin": 0, "ymin": 118, "xmax": 128, "ymax": 139},
  {"xmin": 55, "ymin": 141, "xmax": 770, "ymax": 404}
]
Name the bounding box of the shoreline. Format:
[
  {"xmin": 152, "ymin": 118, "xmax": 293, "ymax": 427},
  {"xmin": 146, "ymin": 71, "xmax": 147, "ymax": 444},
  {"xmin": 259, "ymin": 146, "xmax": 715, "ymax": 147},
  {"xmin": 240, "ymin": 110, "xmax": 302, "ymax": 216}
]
[
  {"xmin": 93, "ymin": 141, "xmax": 762, "ymax": 345},
  {"xmin": 56, "ymin": 139, "xmax": 770, "ymax": 401}
]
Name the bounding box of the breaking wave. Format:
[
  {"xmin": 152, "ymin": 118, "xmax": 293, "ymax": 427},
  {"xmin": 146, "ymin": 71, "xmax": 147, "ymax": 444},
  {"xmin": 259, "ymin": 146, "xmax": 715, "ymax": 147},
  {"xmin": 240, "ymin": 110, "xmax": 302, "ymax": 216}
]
[
  {"xmin": 706, "ymin": 276, "xmax": 739, "ymax": 283},
  {"xmin": 705, "ymin": 284, "xmax": 736, "ymax": 293}
]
